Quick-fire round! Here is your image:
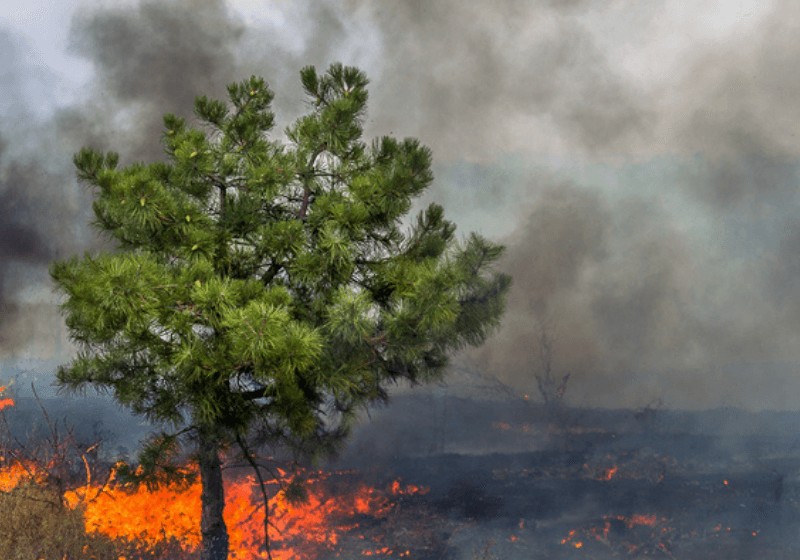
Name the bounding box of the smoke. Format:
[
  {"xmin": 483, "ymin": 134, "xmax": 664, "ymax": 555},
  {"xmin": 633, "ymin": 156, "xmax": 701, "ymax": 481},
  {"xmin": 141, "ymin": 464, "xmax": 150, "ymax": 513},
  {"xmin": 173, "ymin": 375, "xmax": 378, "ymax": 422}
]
[
  {"xmin": 0, "ymin": 0, "xmax": 246, "ymax": 358},
  {"xmin": 467, "ymin": 2, "xmax": 800, "ymax": 409},
  {"xmin": 352, "ymin": 0, "xmax": 654, "ymax": 162},
  {"xmin": 0, "ymin": 141, "xmax": 45, "ymax": 349},
  {"xmin": 4, "ymin": 0, "xmax": 800, "ymax": 409},
  {"xmin": 63, "ymin": 0, "xmax": 245, "ymax": 161}
]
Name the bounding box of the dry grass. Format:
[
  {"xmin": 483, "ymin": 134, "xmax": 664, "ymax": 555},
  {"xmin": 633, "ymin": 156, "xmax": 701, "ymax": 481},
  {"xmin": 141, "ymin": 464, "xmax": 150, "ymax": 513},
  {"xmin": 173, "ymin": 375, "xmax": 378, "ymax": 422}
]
[{"xmin": 0, "ymin": 482, "xmax": 118, "ymax": 560}]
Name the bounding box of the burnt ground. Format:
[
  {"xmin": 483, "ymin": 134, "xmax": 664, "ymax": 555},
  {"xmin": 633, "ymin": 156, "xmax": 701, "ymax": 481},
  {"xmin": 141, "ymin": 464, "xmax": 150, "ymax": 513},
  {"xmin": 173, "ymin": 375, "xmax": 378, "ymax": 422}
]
[
  {"xmin": 8, "ymin": 390, "xmax": 800, "ymax": 559},
  {"xmin": 327, "ymin": 395, "xmax": 800, "ymax": 559}
]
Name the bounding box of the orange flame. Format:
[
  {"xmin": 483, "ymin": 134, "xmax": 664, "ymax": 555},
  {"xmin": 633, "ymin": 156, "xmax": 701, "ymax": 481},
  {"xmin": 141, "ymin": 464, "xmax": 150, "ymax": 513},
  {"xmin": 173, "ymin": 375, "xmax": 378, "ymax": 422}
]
[
  {"xmin": 0, "ymin": 460, "xmax": 41, "ymax": 492},
  {"xmin": 601, "ymin": 465, "xmax": 619, "ymax": 481},
  {"xmin": 362, "ymin": 546, "xmax": 393, "ymax": 556},
  {"xmin": 0, "ymin": 385, "xmax": 422, "ymax": 558},
  {"xmin": 19, "ymin": 464, "xmax": 401, "ymax": 559},
  {"xmin": 0, "ymin": 385, "xmax": 14, "ymax": 412},
  {"xmin": 390, "ymin": 479, "xmax": 429, "ymax": 496}
]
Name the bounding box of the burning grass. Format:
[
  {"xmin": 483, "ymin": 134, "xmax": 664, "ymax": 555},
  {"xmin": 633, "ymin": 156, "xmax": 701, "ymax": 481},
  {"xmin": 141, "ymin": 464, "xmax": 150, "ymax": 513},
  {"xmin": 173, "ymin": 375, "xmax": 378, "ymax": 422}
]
[
  {"xmin": 5, "ymin": 384, "xmax": 800, "ymax": 559},
  {"xmin": 0, "ymin": 385, "xmax": 440, "ymax": 559},
  {"xmin": 1, "ymin": 456, "xmax": 430, "ymax": 559}
]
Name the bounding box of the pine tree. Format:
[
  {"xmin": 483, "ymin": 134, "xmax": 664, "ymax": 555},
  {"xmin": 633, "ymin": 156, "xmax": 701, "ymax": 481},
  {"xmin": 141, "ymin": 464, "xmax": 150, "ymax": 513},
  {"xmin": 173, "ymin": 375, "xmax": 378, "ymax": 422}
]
[{"xmin": 51, "ymin": 64, "xmax": 510, "ymax": 560}]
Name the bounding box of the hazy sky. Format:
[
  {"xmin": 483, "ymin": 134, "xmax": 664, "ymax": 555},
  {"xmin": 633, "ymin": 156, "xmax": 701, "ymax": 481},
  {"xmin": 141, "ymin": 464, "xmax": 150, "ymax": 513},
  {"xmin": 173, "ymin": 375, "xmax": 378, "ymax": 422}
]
[{"xmin": 2, "ymin": 0, "xmax": 800, "ymax": 410}]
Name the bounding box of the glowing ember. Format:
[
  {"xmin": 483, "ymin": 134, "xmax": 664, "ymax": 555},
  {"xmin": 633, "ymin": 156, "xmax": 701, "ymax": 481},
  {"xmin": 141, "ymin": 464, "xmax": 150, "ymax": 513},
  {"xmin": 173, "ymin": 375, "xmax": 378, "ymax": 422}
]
[
  {"xmin": 562, "ymin": 513, "xmax": 668, "ymax": 554},
  {"xmin": 560, "ymin": 529, "xmax": 574, "ymax": 544},
  {"xmin": 390, "ymin": 479, "xmax": 429, "ymax": 496},
  {"xmin": 601, "ymin": 465, "xmax": 619, "ymax": 481},
  {"xmin": 362, "ymin": 546, "xmax": 393, "ymax": 556}
]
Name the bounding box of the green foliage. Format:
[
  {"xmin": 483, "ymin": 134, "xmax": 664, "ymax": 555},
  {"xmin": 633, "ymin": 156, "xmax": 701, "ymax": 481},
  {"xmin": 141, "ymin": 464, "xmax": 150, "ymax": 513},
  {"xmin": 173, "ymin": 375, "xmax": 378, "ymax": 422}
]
[{"xmin": 53, "ymin": 64, "xmax": 510, "ymax": 464}]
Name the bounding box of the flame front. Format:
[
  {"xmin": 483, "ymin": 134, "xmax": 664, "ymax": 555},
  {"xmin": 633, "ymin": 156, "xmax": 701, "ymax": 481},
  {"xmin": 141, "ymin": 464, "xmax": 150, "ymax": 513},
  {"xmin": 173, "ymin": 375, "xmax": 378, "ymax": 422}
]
[
  {"xmin": 0, "ymin": 460, "xmax": 40, "ymax": 492},
  {"xmin": 60, "ymin": 469, "xmax": 408, "ymax": 558},
  {"xmin": 0, "ymin": 375, "xmax": 423, "ymax": 560}
]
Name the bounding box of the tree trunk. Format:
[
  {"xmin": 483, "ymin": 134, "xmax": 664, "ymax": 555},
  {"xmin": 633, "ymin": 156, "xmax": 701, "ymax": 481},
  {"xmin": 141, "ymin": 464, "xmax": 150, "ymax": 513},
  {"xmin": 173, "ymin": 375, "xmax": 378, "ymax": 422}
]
[{"xmin": 199, "ymin": 430, "xmax": 229, "ymax": 560}]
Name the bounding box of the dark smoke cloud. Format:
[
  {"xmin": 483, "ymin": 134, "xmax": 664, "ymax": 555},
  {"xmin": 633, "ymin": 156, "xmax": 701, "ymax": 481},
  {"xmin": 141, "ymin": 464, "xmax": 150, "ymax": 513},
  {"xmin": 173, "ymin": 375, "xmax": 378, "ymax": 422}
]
[
  {"xmin": 0, "ymin": 0, "xmax": 246, "ymax": 357},
  {"xmin": 65, "ymin": 0, "xmax": 245, "ymax": 162},
  {"xmin": 5, "ymin": 0, "xmax": 800, "ymax": 410},
  {"xmin": 0, "ymin": 148, "xmax": 49, "ymax": 263},
  {"xmin": 0, "ymin": 125, "xmax": 97, "ymax": 352}
]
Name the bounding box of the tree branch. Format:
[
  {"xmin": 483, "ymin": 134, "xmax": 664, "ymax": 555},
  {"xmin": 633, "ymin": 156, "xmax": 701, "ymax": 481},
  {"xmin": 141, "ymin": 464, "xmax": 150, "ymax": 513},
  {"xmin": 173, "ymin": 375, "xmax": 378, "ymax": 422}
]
[{"xmin": 235, "ymin": 433, "xmax": 273, "ymax": 560}]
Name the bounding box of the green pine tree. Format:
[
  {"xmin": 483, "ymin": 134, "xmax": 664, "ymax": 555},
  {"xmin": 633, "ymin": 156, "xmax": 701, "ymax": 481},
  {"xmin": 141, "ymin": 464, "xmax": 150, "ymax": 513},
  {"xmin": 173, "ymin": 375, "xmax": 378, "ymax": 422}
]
[{"xmin": 51, "ymin": 64, "xmax": 510, "ymax": 560}]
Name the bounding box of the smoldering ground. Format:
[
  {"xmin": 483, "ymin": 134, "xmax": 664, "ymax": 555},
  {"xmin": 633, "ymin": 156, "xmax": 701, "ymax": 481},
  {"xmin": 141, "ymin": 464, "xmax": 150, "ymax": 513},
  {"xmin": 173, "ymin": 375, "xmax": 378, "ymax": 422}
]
[{"xmin": 2, "ymin": 0, "xmax": 800, "ymax": 410}]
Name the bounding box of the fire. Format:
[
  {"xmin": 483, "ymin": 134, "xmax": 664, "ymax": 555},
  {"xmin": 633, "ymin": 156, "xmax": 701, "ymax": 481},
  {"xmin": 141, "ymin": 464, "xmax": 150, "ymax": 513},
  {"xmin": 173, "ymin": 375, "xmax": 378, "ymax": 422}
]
[
  {"xmin": 0, "ymin": 385, "xmax": 14, "ymax": 412},
  {"xmin": 561, "ymin": 528, "xmax": 583, "ymax": 548},
  {"xmin": 0, "ymin": 461, "xmax": 412, "ymax": 559},
  {"xmin": 65, "ymin": 466, "xmax": 394, "ymax": 560},
  {"xmin": 0, "ymin": 460, "xmax": 40, "ymax": 492},
  {"xmin": 0, "ymin": 383, "xmax": 429, "ymax": 560},
  {"xmin": 390, "ymin": 479, "xmax": 429, "ymax": 496},
  {"xmin": 601, "ymin": 465, "xmax": 619, "ymax": 481},
  {"xmin": 562, "ymin": 513, "xmax": 667, "ymax": 554}
]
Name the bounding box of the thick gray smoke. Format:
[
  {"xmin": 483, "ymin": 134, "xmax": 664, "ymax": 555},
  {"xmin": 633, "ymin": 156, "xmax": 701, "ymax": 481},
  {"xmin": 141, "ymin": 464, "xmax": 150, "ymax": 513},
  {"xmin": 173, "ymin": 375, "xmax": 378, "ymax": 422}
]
[
  {"xmin": 341, "ymin": 0, "xmax": 800, "ymax": 409},
  {"xmin": 0, "ymin": 24, "xmax": 81, "ymax": 353},
  {"xmin": 63, "ymin": 0, "xmax": 245, "ymax": 161},
  {"xmin": 354, "ymin": 0, "xmax": 654, "ymax": 161},
  {"xmin": 466, "ymin": 2, "xmax": 800, "ymax": 409},
  {"xmin": 2, "ymin": 0, "xmax": 800, "ymax": 410},
  {"xmin": 0, "ymin": 0, "xmax": 245, "ymax": 358}
]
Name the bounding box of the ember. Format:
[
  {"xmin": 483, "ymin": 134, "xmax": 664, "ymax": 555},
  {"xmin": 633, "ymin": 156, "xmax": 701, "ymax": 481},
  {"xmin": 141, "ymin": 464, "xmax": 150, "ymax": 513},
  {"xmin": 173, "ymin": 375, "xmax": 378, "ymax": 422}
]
[
  {"xmin": 561, "ymin": 513, "xmax": 673, "ymax": 557},
  {"xmin": 600, "ymin": 465, "xmax": 618, "ymax": 481},
  {"xmin": 390, "ymin": 479, "xmax": 429, "ymax": 496}
]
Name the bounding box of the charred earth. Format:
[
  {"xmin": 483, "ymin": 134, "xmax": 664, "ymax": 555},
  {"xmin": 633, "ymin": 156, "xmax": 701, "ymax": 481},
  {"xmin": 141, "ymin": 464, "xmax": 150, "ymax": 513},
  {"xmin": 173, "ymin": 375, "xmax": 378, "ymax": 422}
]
[{"xmin": 5, "ymin": 388, "xmax": 800, "ymax": 559}]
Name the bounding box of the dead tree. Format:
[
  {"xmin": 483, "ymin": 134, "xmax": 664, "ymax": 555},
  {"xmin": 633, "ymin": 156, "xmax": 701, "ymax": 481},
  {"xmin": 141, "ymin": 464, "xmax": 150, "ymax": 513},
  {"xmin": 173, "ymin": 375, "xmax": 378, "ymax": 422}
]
[{"xmin": 533, "ymin": 319, "xmax": 570, "ymax": 417}]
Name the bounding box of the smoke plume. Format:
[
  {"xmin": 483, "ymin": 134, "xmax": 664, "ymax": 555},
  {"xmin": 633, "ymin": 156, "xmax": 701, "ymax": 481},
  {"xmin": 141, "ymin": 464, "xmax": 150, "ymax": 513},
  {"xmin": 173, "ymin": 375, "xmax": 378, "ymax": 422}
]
[{"xmin": 3, "ymin": 0, "xmax": 800, "ymax": 409}]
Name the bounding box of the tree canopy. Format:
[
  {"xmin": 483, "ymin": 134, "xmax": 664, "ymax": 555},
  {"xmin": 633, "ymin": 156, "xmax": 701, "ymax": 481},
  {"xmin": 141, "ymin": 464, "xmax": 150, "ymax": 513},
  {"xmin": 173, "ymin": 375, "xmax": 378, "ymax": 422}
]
[{"xmin": 51, "ymin": 63, "xmax": 510, "ymax": 559}]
